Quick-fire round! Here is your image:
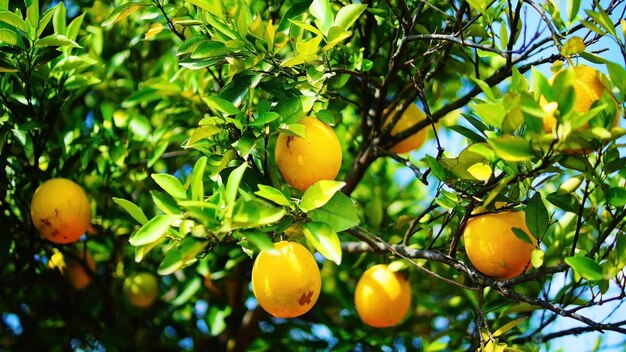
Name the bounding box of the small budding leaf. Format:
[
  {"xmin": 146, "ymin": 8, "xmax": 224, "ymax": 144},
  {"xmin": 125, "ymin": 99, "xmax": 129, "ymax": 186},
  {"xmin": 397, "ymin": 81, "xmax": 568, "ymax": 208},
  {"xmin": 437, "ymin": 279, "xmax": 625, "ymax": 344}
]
[{"xmin": 531, "ymin": 249, "xmax": 544, "ymax": 268}]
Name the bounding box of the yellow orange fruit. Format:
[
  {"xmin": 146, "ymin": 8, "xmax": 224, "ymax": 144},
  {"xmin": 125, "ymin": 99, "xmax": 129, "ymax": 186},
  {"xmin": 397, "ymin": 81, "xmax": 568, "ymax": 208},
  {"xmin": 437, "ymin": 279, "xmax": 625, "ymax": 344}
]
[
  {"xmin": 275, "ymin": 117, "xmax": 342, "ymax": 191},
  {"xmin": 543, "ymin": 65, "xmax": 619, "ymax": 133},
  {"xmin": 463, "ymin": 211, "xmax": 537, "ymax": 280},
  {"xmin": 251, "ymin": 241, "xmax": 321, "ymax": 318},
  {"xmin": 31, "ymin": 178, "xmax": 92, "ymax": 244},
  {"xmin": 354, "ymin": 264, "xmax": 411, "ymax": 328},
  {"xmin": 384, "ymin": 103, "xmax": 428, "ymax": 154},
  {"xmin": 124, "ymin": 272, "xmax": 159, "ymax": 308}
]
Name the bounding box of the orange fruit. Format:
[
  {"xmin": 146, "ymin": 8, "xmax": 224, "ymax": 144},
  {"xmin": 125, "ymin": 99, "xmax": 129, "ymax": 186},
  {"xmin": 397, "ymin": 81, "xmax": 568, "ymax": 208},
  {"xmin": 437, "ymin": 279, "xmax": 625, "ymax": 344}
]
[
  {"xmin": 251, "ymin": 241, "xmax": 321, "ymax": 318},
  {"xmin": 543, "ymin": 65, "xmax": 619, "ymax": 133},
  {"xmin": 275, "ymin": 117, "xmax": 342, "ymax": 191},
  {"xmin": 384, "ymin": 103, "xmax": 428, "ymax": 154},
  {"xmin": 124, "ymin": 272, "xmax": 159, "ymax": 308},
  {"xmin": 65, "ymin": 250, "xmax": 96, "ymax": 290},
  {"xmin": 48, "ymin": 249, "xmax": 96, "ymax": 290},
  {"xmin": 463, "ymin": 211, "xmax": 537, "ymax": 280},
  {"xmin": 31, "ymin": 178, "xmax": 92, "ymax": 244},
  {"xmin": 354, "ymin": 264, "xmax": 411, "ymax": 328}
]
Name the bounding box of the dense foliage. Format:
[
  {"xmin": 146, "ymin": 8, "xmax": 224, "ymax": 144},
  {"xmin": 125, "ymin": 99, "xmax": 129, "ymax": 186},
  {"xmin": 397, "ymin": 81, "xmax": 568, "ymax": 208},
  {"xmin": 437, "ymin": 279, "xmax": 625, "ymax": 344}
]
[{"xmin": 2, "ymin": 0, "xmax": 626, "ymax": 350}]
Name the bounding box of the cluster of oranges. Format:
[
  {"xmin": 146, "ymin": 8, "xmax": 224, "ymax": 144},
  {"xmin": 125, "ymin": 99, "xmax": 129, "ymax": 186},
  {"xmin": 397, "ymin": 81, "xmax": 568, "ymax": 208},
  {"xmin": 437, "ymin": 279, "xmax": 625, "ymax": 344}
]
[
  {"xmin": 30, "ymin": 178, "xmax": 158, "ymax": 308},
  {"xmin": 30, "ymin": 64, "xmax": 619, "ymax": 325}
]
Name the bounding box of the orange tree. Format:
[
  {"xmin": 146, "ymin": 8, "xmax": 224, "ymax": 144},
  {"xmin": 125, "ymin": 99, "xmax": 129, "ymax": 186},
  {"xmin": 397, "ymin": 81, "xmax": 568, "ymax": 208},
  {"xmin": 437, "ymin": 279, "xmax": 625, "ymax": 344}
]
[{"xmin": 2, "ymin": 0, "xmax": 626, "ymax": 350}]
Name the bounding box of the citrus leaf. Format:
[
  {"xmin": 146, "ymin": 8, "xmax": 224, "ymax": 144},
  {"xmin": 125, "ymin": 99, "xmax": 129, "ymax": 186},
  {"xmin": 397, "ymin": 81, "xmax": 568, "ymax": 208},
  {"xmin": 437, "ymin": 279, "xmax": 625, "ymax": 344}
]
[
  {"xmin": 525, "ymin": 193, "xmax": 548, "ymax": 237},
  {"xmin": 486, "ymin": 135, "xmax": 534, "ymax": 162},
  {"xmin": 512, "ymin": 227, "xmax": 534, "ymax": 245},
  {"xmin": 225, "ymin": 162, "xmax": 247, "ymax": 213},
  {"xmin": 129, "ymin": 214, "xmax": 181, "ymax": 246},
  {"xmin": 308, "ymin": 192, "xmax": 360, "ymax": 232},
  {"xmin": 157, "ymin": 237, "xmax": 208, "ymax": 275},
  {"xmin": 203, "ymin": 96, "xmax": 241, "ymax": 115},
  {"xmin": 565, "ymin": 255, "xmax": 604, "ymax": 281},
  {"xmin": 531, "ymin": 249, "xmax": 544, "ymax": 268},
  {"xmin": 560, "ymin": 36, "xmax": 585, "ymax": 56},
  {"xmin": 190, "ymin": 157, "xmax": 207, "ymax": 201},
  {"xmin": 0, "ymin": 10, "xmax": 28, "ymax": 32},
  {"xmin": 232, "ymin": 198, "xmax": 286, "ymax": 227},
  {"xmin": 241, "ymin": 230, "xmax": 279, "ymax": 254},
  {"xmin": 171, "ymin": 277, "xmax": 202, "ymax": 306},
  {"xmin": 112, "ymin": 197, "xmax": 149, "ymax": 225},
  {"xmin": 255, "ymin": 184, "xmax": 292, "ymax": 207},
  {"xmin": 309, "ymin": 0, "xmax": 333, "ymax": 35},
  {"xmin": 333, "ymin": 4, "xmax": 367, "ymax": 30},
  {"xmin": 152, "ymin": 173, "xmax": 188, "ymax": 199},
  {"xmin": 300, "ymin": 180, "xmax": 345, "ymax": 212},
  {"xmin": 37, "ymin": 34, "xmax": 80, "ymax": 48},
  {"xmin": 607, "ymin": 187, "xmax": 626, "ymax": 207},
  {"xmin": 303, "ymin": 222, "xmax": 341, "ymax": 265},
  {"xmin": 493, "ymin": 317, "xmax": 528, "ymax": 337},
  {"xmin": 0, "ymin": 28, "xmax": 18, "ymax": 45},
  {"xmin": 102, "ymin": 3, "xmax": 147, "ymax": 27}
]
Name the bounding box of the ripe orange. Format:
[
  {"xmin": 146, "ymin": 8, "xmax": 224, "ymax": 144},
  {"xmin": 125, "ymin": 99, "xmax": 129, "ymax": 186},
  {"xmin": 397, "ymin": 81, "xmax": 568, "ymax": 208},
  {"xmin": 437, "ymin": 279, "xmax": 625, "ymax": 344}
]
[
  {"xmin": 274, "ymin": 117, "xmax": 342, "ymax": 191},
  {"xmin": 251, "ymin": 241, "xmax": 321, "ymax": 318},
  {"xmin": 124, "ymin": 272, "xmax": 159, "ymax": 308},
  {"xmin": 354, "ymin": 264, "xmax": 411, "ymax": 328},
  {"xmin": 383, "ymin": 103, "xmax": 428, "ymax": 154},
  {"xmin": 463, "ymin": 211, "xmax": 537, "ymax": 280},
  {"xmin": 543, "ymin": 65, "xmax": 619, "ymax": 133},
  {"xmin": 48, "ymin": 249, "xmax": 96, "ymax": 290},
  {"xmin": 31, "ymin": 178, "xmax": 92, "ymax": 244}
]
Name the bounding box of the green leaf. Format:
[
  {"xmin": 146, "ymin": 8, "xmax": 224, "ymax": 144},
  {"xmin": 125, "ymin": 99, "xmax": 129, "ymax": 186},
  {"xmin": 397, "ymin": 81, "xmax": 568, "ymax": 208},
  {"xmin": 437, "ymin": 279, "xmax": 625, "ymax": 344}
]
[
  {"xmin": 255, "ymin": 184, "xmax": 292, "ymax": 207},
  {"xmin": 607, "ymin": 187, "xmax": 626, "ymax": 207},
  {"xmin": 546, "ymin": 192, "xmax": 579, "ymax": 213},
  {"xmin": 26, "ymin": 0, "xmax": 38, "ymax": 32},
  {"xmin": 303, "ymin": 222, "xmax": 341, "ymax": 265},
  {"xmin": 309, "ymin": 0, "xmax": 333, "ymax": 35},
  {"xmin": 512, "ymin": 227, "xmax": 534, "ymax": 245},
  {"xmin": 37, "ymin": 34, "xmax": 80, "ymax": 48},
  {"xmin": 158, "ymin": 237, "xmax": 208, "ymax": 275},
  {"xmin": 249, "ymin": 111, "xmax": 280, "ymax": 126},
  {"xmin": 493, "ymin": 317, "xmax": 528, "ymax": 337},
  {"xmin": 191, "ymin": 40, "xmax": 231, "ymax": 59},
  {"xmin": 36, "ymin": 6, "xmax": 55, "ymax": 38},
  {"xmin": 66, "ymin": 12, "xmax": 85, "ymax": 41},
  {"xmin": 300, "ymin": 180, "xmax": 345, "ymax": 212},
  {"xmin": 560, "ymin": 36, "xmax": 585, "ymax": 56},
  {"xmin": 567, "ymin": 0, "xmax": 581, "ymax": 21},
  {"xmin": 203, "ymin": 96, "xmax": 241, "ymax": 115},
  {"xmin": 102, "ymin": 3, "xmax": 147, "ymax": 27},
  {"xmin": 53, "ymin": 2, "xmax": 66, "ymax": 34},
  {"xmin": 186, "ymin": 0, "xmax": 221, "ymax": 16},
  {"xmin": 565, "ymin": 255, "xmax": 604, "ymax": 281},
  {"xmin": 190, "ymin": 157, "xmax": 207, "ymax": 201},
  {"xmin": 232, "ymin": 198, "xmax": 286, "ymax": 227},
  {"xmin": 0, "ymin": 11, "xmax": 28, "ymax": 32},
  {"xmin": 225, "ymin": 162, "xmax": 247, "ymax": 218},
  {"xmin": 112, "ymin": 197, "xmax": 149, "ymax": 225},
  {"xmin": 557, "ymin": 176, "xmax": 583, "ymax": 195},
  {"xmin": 152, "ymin": 174, "xmax": 188, "ymax": 199},
  {"xmin": 308, "ymin": 192, "xmax": 360, "ymax": 232},
  {"xmin": 585, "ymin": 7, "xmax": 616, "ymax": 37},
  {"xmin": 241, "ymin": 231, "xmax": 279, "ymax": 254},
  {"xmin": 333, "ymin": 4, "xmax": 367, "ymax": 30},
  {"xmin": 616, "ymin": 234, "xmax": 626, "ymax": 268},
  {"xmin": 525, "ymin": 193, "xmax": 548, "ymax": 237},
  {"xmin": 151, "ymin": 190, "xmax": 182, "ymax": 214},
  {"xmin": 323, "ymin": 26, "xmax": 350, "ymax": 50},
  {"xmin": 470, "ymin": 77, "xmax": 496, "ymax": 101},
  {"xmin": 425, "ymin": 154, "xmax": 447, "ymax": 181},
  {"xmin": 171, "ymin": 277, "xmax": 202, "ymax": 306},
  {"xmin": 606, "ymin": 61, "xmax": 626, "ymax": 94},
  {"xmin": 486, "ymin": 135, "xmax": 534, "ymax": 162},
  {"xmin": 274, "ymin": 95, "xmax": 316, "ymax": 124},
  {"xmin": 0, "ymin": 28, "xmax": 17, "ymax": 45},
  {"xmin": 129, "ymin": 214, "xmax": 181, "ymax": 246}
]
